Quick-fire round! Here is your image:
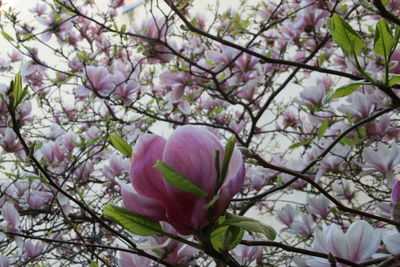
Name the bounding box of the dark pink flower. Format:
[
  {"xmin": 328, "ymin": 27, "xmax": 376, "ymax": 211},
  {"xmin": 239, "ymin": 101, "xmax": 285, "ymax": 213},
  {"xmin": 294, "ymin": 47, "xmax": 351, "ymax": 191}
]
[
  {"xmin": 392, "ymin": 179, "xmax": 400, "ymax": 204},
  {"xmin": 119, "ymin": 125, "xmax": 245, "ymax": 235}
]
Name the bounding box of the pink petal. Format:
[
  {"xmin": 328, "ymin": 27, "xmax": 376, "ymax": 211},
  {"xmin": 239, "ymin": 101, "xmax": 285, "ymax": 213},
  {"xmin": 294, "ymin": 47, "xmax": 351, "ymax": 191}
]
[
  {"xmin": 130, "ymin": 134, "xmax": 169, "ymax": 203},
  {"xmin": 214, "ymin": 148, "xmax": 245, "ymax": 217},
  {"xmin": 117, "ymin": 179, "xmax": 166, "ymax": 221},
  {"xmin": 163, "ymin": 125, "xmax": 223, "ymax": 196}
]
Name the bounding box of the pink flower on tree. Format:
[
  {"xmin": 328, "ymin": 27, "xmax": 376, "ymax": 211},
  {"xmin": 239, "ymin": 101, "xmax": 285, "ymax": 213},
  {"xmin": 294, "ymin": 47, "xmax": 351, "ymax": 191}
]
[
  {"xmin": 1, "ymin": 202, "xmax": 20, "ymax": 231},
  {"xmin": 24, "ymin": 240, "xmax": 44, "ymax": 259},
  {"xmin": 362, "ymin": 141, "xmax": 400, "ymax": 183},
  {"xmin": 308, "ymin": 221, "xmax": 380, "ymax": 266},
  {"xmin": 118, "ymin": 251, "xmax": 151, "ymax": 267},
  {"xmin": 84, "ymin": 66, "xmax": 114, "ymax": 97},
  {"xmin": 118, "ymin": 125, "xmax": 245, "ymax": 235},
  {"xmin": 382, "ymin": 230, "xmax": 400, "ymax": 255},
  {"xmin": 392, "ymin": 179, "xmax": 400, "ymax": 204}
]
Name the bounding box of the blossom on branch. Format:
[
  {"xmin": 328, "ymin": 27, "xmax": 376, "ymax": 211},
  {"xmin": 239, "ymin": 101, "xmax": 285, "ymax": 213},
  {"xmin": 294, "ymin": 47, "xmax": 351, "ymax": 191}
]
[{"xmin": 118, "ymin": 125, "xmax": 245, "ymax": 235}]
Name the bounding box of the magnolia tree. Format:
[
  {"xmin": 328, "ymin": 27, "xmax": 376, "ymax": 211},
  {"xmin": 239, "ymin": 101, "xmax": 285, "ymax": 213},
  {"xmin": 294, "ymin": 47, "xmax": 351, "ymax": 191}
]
[{"xmin": 0, "ymin": 0, "xmax": 400, "ymax": 266}]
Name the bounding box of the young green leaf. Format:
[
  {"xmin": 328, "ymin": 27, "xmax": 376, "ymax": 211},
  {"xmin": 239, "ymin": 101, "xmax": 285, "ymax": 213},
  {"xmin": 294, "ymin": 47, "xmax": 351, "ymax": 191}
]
[
  {"xmin": 220, "ymin": 137, "xmax": 236, "ymax": 182},
  {"xmin": 222, "ymin": 213, "xmax": 276, "ymax": 240},
  {"xmin": 317, "ymin": 118, "xmax": 329, "ymax": 139},
  {"xmin": 155, "ymin": 161, "xmax": 208, "ymax": 198},
  {"xmin": 374, "ymin": 19, "xmax": 395, "ymax": 61},
  {"xmin": 210, "ymin": 225, "xmax": 244, "ymax": 252},
  {"xmin": 109, "ymin": 134, "xmax": 132, "ymax": 157},
  {"xmin": 389, "ymin": 74, "xmax": 400, "ymax": 86},
  {"xmin": 289, "ymin": 140, "xmax": 310, "ymax": 149},
  {"xmin": 1, "ymin": 31, "xmax": 15, "ymax": 41},
  {"xmin": 12, "ymin": 73, "xmax": 23, "ymax": 106},
  {"xmin": 103, "ymin": 205, "xmax": 163, "ymax": 236},
  {"xmin": 332, "ymin": 81, "xmax": 370, "ymax": 99},
  {"xmin": 328, "ymin": 14, "xmax": 364, "ymax": 54}
]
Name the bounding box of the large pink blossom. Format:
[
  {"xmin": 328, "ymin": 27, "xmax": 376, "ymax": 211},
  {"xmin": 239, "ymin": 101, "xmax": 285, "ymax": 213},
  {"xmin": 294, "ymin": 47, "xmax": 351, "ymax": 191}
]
[
  {"xmin": 118, "ymin": 125, "xmax": 245, "ymax": 235},
  {"xmin": 309, "ymin": 221, "xmax": 380, "ymax": 266}
]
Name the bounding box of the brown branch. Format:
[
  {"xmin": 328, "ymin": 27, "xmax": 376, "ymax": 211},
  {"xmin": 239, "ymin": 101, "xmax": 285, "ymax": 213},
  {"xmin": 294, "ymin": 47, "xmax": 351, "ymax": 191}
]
[{"xmin": 373, "ymin": 0, "xmax": 400, "ymax": 27}]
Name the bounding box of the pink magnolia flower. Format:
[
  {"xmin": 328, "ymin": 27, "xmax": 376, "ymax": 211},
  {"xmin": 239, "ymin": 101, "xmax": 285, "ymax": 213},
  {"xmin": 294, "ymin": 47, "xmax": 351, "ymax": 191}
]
[
  {"xmin": 288, "ymin": 214, "xmax": 315, "ymax": 237},
  {"xmin": 159, "ymin": 71, "xmax": 191, "ymax": 102},
  {"xmin": 0, "ymin": 129, "xmax": 24, "ymax": 153},
  {"xmin": 84, "ymin": 66, "xmax": 114, "ymax": 96},
  {"xmin": 118, "ymin": 125, "xmax": 245, "ymax": 235},
  {"xmin": 118, "ymin": 251, "xmax": 151, "ymax": 267},
  {"xmin": 8, "ymin": 50, "xmax": 23, "ymax": 62},
  {"xmin": 337, "ymin": 92, "xmax": 375, "ymax": 119},
  {"xmin": 392, "ymin": 179, "xmax": 400, "ymax": 204},
  {"xmin": 232, "ymin": 233, "xmax": 263, "ymax": 265},
  {"xmin": 25, "ymin": 190, "xmax": 53, "ymax": 209},
  {"xmin": 245, "ymin": 166, "xmax": 277, "ymax": 191},
  {"xmin": 332, "ymin": 179, "xmax": 354, "ymax": 200},
  {"xmin": 297, "ymin": 85, "xmax": 326, "ymax": 107},
  {"xmin": 306, "ymin": 195, "xmax": 329, "ymax": 218},
  {"xmin": 29, "ymin": 3, "xmax": 47, "ymax": 16},
  {"xmin": 293, "ymin": 7, "xmax": 329, "ymax": 32},
  {"xmin": 362, "ymin": 141, "xmax": 400, "ymax": 183},
  {"xmin": 309, "ymin": 221, "xmax": 380, "ymax": 266},
  {"xmin": 102, "ymin": 155, "xmax": 129, "ymax": 182},
  {"xmin": 276, "ymin": 204, "xmax": 300, "ymax": 227},
  {"xmin": 24, "ymin": 240, "xmax": 44, "ymax": 258},
  {"xmin": 383, "ymin": 230, "xmax": 400, "ymax": 255},
  {"xmin": 148, "ymin": 224, "xmax": 198, "ymax": 265},
  {"xmin": 1, "ymin": 202, "xmax": 20, "ymax": 230}
]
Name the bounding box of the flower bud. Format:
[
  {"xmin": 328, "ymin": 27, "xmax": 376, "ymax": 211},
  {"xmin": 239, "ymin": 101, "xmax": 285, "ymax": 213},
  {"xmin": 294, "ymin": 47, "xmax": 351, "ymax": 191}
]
[
  {"xmin": 119, "ymin": 125, "xmax": 245, "ymax": 235},
  {"xmin": 392, "ymin": 179, "xmax": 400, "ymax": 231}
]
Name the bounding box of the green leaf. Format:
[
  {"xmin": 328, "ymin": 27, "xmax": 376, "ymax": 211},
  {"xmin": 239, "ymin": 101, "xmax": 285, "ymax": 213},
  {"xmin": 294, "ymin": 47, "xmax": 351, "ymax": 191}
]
[
  {"xmin": 327, "ymin": 14, "xmax": 364, "ymax": 54},
  {"xmin": 374, "ymin": 19, "xmax": 396, "ymax": 61},
  {"xmin": 103, "ymin": 205, "xmax": 163, "ymax": 236},
  {"xmin": 339, "ymin": 136, "xmax": 353, "ymax": 146},
  {"xmin": 211, "ymin": 225, "xmax": 244, "ymax": 252},
  {"xmin": 389, "ymin": 75, "xmax": 400, "ymax": 86},
  {"xmin": 109, "ymin": 134, "xmax": 132, "ymax": 157},
  {"xmin": 155, "ymin": 161, "xmax": 208, "ymax": 198},
  {"xmin": 12, "ymin": 73, "xmax": 23, "ymax": 106},
  {"xmin": 317, "ymin": 118, "xmax": 329, "ymax": 139},
  {"xmin": 222, "ymin": 213, "xmax": 276, "ymax": 240},
  {"xmin": 322, "ymin": 89, "xmax": 334, "ymax": 105},
  {"xmin": 220, "ymin": 137, "xmax": 236, "ymax": 182},
  {"xmin": 1, "ymin": 31, "xmax": 14, "ymax": 41},
  {"xmin": 332, "ymin": 81, "xmax": 370, "ymax": 99},
  {"xmin": 381, "ymin": 0, "xmax": 390, "ymax": 6},
  {"xmin": 289, "ymin": 140, "xmax": 310, "ymax": 149},
  {"xmin": 90, "ymin": 262, "xmax": 98, "ymax": 267}
]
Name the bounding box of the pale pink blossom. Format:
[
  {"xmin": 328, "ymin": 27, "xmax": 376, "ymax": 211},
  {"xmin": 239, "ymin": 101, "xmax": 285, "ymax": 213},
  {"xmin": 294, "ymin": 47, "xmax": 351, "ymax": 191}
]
[
  {"xmin": 337, "ymin": 92, "xmax": 375, "ymax": 119},
  {"xmin": 1, "ymin": 202, "xmax": 19, "ymax": 230},
  {"xmin": 306, "ymin": 195, "xmax": 329, "ymax": 218},
  {"xmin": 288, "ymin": 214, "xmax": 315, "ymax": 237},
  {"xmin": 362, "ymin": 141, "xmax": 400, "ymax": 182},
  {"xmin": 382, "ymin": 230, "xmax": 400, "ymax": 255},
  {"xmin": 309, "ymin": 221, "xmax": 380, "ymax": 266},
  {"xmin": 24, "ymin": 240, "xmax": 44, "ymax": 258},
  {"xmin": 85, "ymin": 66, "xmax": 114, "ymax": 96},
  {"xmin": 276, "ymin": 204, "xmax": 300, "ymax": 227},
  {"xmin": 332, "ymin": 179, "xmax": 354, "ymax": 200}
]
